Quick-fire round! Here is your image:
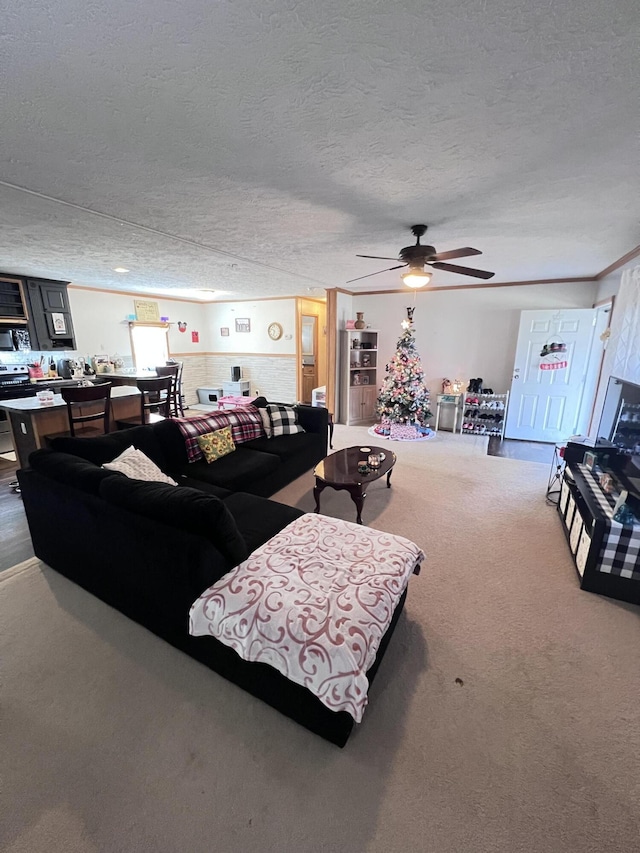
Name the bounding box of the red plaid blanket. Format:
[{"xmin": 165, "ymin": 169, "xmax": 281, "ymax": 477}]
[{"xmin": 173, "ymin": 408, "xmax": 265, "ymax": 462}]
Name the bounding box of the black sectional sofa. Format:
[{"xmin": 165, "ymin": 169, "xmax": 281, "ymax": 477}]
[{"xmin": 17, "ymin": 404, "xmax": 409, "ymax": 746}]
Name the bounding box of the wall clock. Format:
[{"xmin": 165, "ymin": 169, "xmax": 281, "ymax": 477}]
[{"xmin": 268, "ymin": 322, "xmax": 283, "ymax": 341}]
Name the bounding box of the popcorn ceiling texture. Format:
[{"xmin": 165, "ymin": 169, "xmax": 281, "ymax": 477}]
[{"xmin": 0, "ymin": 0, "xmax": 638, "ymax": 297}]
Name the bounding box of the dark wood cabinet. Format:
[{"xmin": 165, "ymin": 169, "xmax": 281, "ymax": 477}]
[
  {"xmin": 0, "ymin": 275, "xmax": 29, "ymax": 323},
  {"xmin": 25, "ymin": 277, "xmax": 76, "ymax": 350}
]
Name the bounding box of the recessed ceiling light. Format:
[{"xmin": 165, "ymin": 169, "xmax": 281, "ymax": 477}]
[{"xmin": 113, "ymin": 267, "xmax": 129, "ymax": 273}]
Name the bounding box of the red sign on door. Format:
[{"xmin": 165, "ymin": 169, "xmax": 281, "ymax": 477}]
[
  {"xmin": 191, "ymin": 331, "xmax": 199, "ymax": 343},
  {"xmin": 540, "ymin": 360, "xmax": 568, "ymax": 370}
]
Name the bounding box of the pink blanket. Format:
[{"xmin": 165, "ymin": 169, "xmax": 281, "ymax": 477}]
[{"xmin": 189, "ymin": 513, "xmax": 424, "ymax": 722}]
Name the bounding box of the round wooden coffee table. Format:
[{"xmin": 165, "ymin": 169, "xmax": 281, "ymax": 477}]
[{"xmin": 313, "ymin": 445, "xmax": 396, "ymax": 525}]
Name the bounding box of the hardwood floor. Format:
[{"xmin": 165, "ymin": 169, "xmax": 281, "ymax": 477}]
[
  {"xmin": 487, "ymin": 437, "xmax": 555, "ymax": 464},
  {"xmin": 0, "ymin": 461, "xmax": 34, "ymax": 572}
]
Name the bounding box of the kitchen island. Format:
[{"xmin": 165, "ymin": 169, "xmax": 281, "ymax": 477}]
[{"xmin": 0, "ymin": 386, "xmax": 141, "ymax": 469}]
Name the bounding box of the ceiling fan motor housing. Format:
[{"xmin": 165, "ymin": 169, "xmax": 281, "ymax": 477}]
[{"xmin": 399, "ymin": 244, "xmax": 436, "ymax": 263}]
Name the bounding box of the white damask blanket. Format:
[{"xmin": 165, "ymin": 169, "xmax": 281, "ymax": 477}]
[{"xmin": 189, "ymin": 513, "xmax": 424, "ymax": 722}]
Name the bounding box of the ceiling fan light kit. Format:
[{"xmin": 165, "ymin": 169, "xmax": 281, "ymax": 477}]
[
  {"xmin": 401, "ymin": 268, "xmax": 432, "ymax": 288},
  {"xmin": 348, "ymin": 224, "xmax": 495, "ymax": 287}
]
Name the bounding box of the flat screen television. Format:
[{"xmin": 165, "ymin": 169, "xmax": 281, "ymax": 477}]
[{"xmin": 595, "ymin": 376, "xmax": 640, "ymax": 512}]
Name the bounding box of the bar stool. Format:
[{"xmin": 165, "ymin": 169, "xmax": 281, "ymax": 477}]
[
  {"xmin": 155, "ymin": 364, "xmax": 182, "ymax": 417},
  {"xmin": 49, "ymin": 382, "xmax": 112, "ymax": 440},
  {"xmin": 116, "ymin": 376, "xmax": 172, "ymax": 429}
]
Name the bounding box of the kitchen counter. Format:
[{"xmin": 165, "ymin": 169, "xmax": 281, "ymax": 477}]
[
  {"xmin": 0, "ymin": 386, "xmax": 141, "ymax": 468},
  {"xmin": 0, "ymin": 385, "xmax": 139, "ymax": 413},
  {"xmin": 96, "ymin": 371, "xmax": 158, "ymax": 386}
]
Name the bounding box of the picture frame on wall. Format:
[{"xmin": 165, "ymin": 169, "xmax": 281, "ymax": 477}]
[
  {"xmin": 51, "ymin": 312, "xmax": 67, "ymax": 334},
  {"xmin": 235, "ymin": 318, "xmax": 251, "ymax": 333},
  {"xmin": 220, "ymin": 327, "xmax": 229, "ymax": 337}
]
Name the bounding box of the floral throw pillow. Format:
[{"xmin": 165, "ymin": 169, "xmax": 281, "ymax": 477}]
[
  {"xmin": 197, "ymin": 427, "xmax": 236, "ymax": 463},
  {"xmin": 103, "ymin": 446, "xmax": 177, "ymax": 485}
]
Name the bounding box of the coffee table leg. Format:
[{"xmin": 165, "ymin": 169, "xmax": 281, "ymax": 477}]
[
  {"xmin": 313, "ymin": 479, "xmax": 327, "ymax": 514},
  {"xmin": 386, "ymin": 469, "xmax": 393, "ymax": 488},
  {"xmin": 347, "ymin": 484, "xmax": 365, "ymax": 524}
]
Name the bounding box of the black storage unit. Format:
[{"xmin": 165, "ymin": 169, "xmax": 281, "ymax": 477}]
[{"xmin": 557, "ymin": 462, "xmax": 640, "ymax": 604}]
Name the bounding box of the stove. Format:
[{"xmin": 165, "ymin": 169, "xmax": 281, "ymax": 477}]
[{"xmin": 0, "ymin": 364, "xmax": 35, "ymax": 400}]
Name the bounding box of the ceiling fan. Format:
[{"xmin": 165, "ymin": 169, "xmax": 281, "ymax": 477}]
[{"xmin": 347, "ymin": 224, "xmax": 495, "ymax": 286}]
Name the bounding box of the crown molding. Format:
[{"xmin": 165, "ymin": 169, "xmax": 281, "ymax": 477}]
[{"xmin": 594, "ymin": 245, "xmax": 640, "ymax": 280}]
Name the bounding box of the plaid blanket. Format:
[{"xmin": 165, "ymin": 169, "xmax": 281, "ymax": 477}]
[{"xmin": 173, "ymin": 408, "xmax": 265, "ymax": 462}]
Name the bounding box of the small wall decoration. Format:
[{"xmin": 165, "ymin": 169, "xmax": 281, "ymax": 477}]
[
  {"xmin": 235, "ymin": 318, "xmax": 251, "ymax": 333},
  {"xmin": 191, "ymin": 331, "xmax": 199, "ymax": 343},
  {"xmin": 51, "ymin": 312, "xmax": 67, "ymax": 334},
  {"xmin": 134, "ymin": 300, "xmax": 160, "ymax": 322},
  {"xmin": 539, "ymin": 340, "xmax": 568, "ymax": 371},
  {"xmin": 220, "ymin": 327, "xmax": 230, "ymax": 337},
  {"xmin": 178, "ymin": 321, "xmax": 188, "ymax": 333},
  {"xmin": 268, "ymin": 322, "xmax": 283, "ymax": 341}
]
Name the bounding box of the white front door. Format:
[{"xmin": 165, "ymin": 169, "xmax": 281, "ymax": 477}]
[{"xmin": 505, "ymin": 308, "xmax": 598, "ymax": 442}]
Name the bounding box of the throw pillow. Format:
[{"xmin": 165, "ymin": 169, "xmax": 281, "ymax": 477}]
[
  {"xmin": 172, "ymin": 412, "xmax": 232, "ymax": 462},
  {"xmin": 197, "ymin": 427, "xmax": 236, "ymax": 463},
  {"xmin": 258, "ymin": 407, "xmax": 273, "ymax": 438},
  {"xmin": 103, "ymin": 446, "xmax": 178, "ymax": 485},
  {"xmin": 265, "ymin": 403, "xmax": 304, "ymax": 438}
]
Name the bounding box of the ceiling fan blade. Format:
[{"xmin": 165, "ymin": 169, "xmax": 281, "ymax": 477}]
[
  {"xmin": 430, "ymin": 262, "xmax": 495, "ymax": 280},
  {"xmin": 355, "ymin": 254, "xmax": 402, "ymax": 261},
  {"xmin": 431, "ymin": 247, "xmax": 482, "ymax": 262},
  {"xmin": 346, "ymin": 264, "xmax": 407, "ymax": 284}
]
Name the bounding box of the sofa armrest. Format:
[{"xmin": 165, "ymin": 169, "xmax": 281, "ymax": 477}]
[{"xmin": 294, "ymin": 404, "xmax": 328, "ymax": 436}]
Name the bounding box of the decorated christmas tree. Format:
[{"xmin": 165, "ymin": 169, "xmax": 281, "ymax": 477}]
[{"xmin": 376, "ymin": 307, "xmax": 432, "ymax": 427}]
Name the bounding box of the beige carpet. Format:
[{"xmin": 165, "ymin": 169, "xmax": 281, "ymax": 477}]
[{"xmin": 2, "ymin": 428, "xmax": 640, "ymax": 853}]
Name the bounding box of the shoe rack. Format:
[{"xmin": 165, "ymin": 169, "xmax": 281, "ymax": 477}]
[{"xmin": 461, "ymin": 391, "xmax": 509, "ymax": 439}]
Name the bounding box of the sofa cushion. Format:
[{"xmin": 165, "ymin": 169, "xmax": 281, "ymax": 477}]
[
  {"xmin": 198, "ymin": 427, "xmax": 236, "ymax": 462},
  {"xmin": 222, "ymin": 492, "xmax": 305, "ymax": 553},
  {"xmin": 174, "ymin": 475, "xmax": 230, "ymax": 498},
  {"xmin": 103, "ymin": 446, "xmax": 178, "ymax": 485},
  {"xmin": 49, "ymin": 424, "xmax": 169, "ymax": 469},
  {"xmin": 27, "ymin": 448, "xmax": 121, "ymax": 496},
  {"xmin": 99, "ymin": 477, "xmax": 249, "ymax": 567},
  {"xmin": 172, "ymin": 447, "xmax": 279, "ymax": 491},
  {"xmin": 240, "ymin": 431, "xmax": 322, "ymax": 462}
]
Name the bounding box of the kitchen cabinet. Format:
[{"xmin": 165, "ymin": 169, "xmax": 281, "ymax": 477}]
[
  {"xmin": 302, "ymin": 365, "xmax": 316, "ymax": 404},
  {"xmin": 0, "ymin": 275, "xmax": 29, "ymax": 323},
  {"xmin": 25, "ymin": 277, "xmax": 76, "ymax": 350}
]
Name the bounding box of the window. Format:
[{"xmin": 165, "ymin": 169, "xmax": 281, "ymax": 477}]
[{"xmin": 130, "ymin": 324, "xmax": 169, "ymax": 371}]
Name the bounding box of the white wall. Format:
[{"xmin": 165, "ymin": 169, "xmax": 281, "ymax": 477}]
[
  {"xmin": 353, "ymin": 281, "xmax": 598, "ymax": 396},
  {"xmin": 68, "ymin": 288, "xmax": 211, "ymax": 358},
  {"xmin": 206, "ymin": 299, "xmax": 296, "ymax": 355},
  {"xmin": 596, "ymin": 266, "xmax": 640, "ymax": 387}
]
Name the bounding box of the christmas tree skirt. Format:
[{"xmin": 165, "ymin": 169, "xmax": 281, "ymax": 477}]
[{"xmin": 368, "ymin": 424, "xmax": 436, "ymax": 442}]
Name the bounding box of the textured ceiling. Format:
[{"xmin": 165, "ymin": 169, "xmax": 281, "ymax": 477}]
[{"xmin": 0, "ymin": 0, "xmax": 638, "ymax": 299}]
